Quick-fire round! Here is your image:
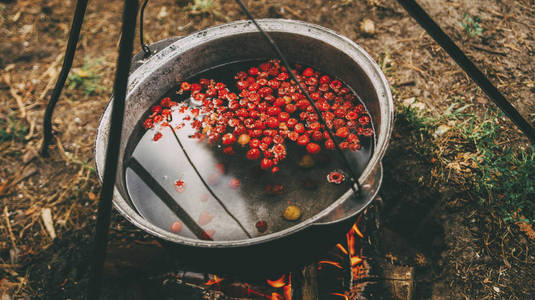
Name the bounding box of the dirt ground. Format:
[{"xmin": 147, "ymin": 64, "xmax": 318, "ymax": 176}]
[{"xmin": 1, "ymin": 0, "xmax": 534, "ymax": 299}]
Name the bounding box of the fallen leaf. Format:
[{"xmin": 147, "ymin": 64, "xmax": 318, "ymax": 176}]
[
  {"xmin": 88, "ymin": 192, "xmax": 98, "ymax": 202},
  {"xmin": 433, "ymin": 124, "xmax": 451, "ymax": 138},
  {"xmin": 41, "ymin": 208, "xmax": 56, "ymax": 240},
  {"xmin": 516, "ymin": 217, "xmax": 535, "ymax": 240}
]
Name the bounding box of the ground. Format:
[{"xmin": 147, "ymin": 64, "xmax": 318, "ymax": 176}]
[{"xmin": 1, "ymin": 0, "xmax": 534, "ymax": 299}]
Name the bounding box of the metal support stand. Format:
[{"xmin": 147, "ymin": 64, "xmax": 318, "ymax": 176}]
[
  {"xmin": 40, "ymin": 0, "xmax": 89, "ymax": 156},
  {"xmin": 86, "ymin": 0, "xmax": 138, "ymax": 299},
  {"xmin": 396, "ymin": 0, "xmax": 535, "ymax": 143}
]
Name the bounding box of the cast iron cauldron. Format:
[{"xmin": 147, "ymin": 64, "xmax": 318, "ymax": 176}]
[{"xmin": 95, "ymin": 19, "xmax": 393, "ymax": 273}]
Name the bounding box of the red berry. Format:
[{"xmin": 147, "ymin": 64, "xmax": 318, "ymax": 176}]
[
  {"xmin": 198, "ymin": 212, "xmax": 214, "ymax": 226},
  {"xmin": 223, "ymin": 146, "xmax": 235, "ymax": 155},
  {"xmin": 325, "ymin": 139, "xmax": 335, "ymax": 150},
  {"xmin": 359, "ymin": 115, "xmax": 371, "ymax": 126},
  {"xmin": 170, "ymin": 221, "xmax": 183, "ymax": 233},
  {"xmin": 222, "ymin": 133, "xmax": 236, "ymax": 145},
  {"xmin": 302, "ymin": 67, "xmax": 314, "ymax": 77},
  {"xmin": 249, "ymin": 138, "xmax": 260, "ymax": 148},
  {"xmin": 143, "ymin": 118, "xmax": 154, "ymax": 129},
  {"xmin": 266, "ymin": 117, "xmax": 279, "ymax": 128},
  {"xmin": 153, "ymin": 132, "xmax": 163, "ymax": 141},
  {"xmin": 306, "ymin": 143, "xmax": 321, "ymax": 154},
  {"xmin": 311, "ymin": 130, "xmax": 323, "ymax": 141},
  {"xmin": 288, "ymin": 132, "xmax": 299, "ymax": 141},
  {"xmin": 255, "ymin": 220, "xmax": 268, "ymax": 232},
  {"xmin": 246, "ymin": 148, "xmax": 261, "ymax": 160},
  {"xmin": 294, "ymin": 123, "xmax": 305, "ymax": 134},
  {"xmin": 229, "ymin": 178, "xmax": 240, "ymax": 189},
  {"xmin": 320, "ymin": 75, "xmax": 330, "ymax": 84},
  {"xmin": 278, "ymin": 112, "xmax": 290, "ymax": 122},
  {"xmin": 271, "ymin": 166, "xmax": 279, "ymax": 173},
  {"xmin": 335, "ymin": 127, "xmax": 350, "ymax": 138},
  {"xmin": 267, "ymin": 106, "xmax": 282, "ymax": 116},
  {"xmin": 191, "ymin": 83, "xmax": 202, "ymax": 91},
  {"xmin": 180, "ymin": 82, "xmax": 191, "ymax": 91},
  {"xmin": 297, "ymin": 135, "xmax": 310, "ymax": 146},
  {"xmin": 287, "ymin": 118, "xmax": 298, "ymax": 128},
  {"xmin": 248, "ymin": 67, "xmax": 259, "ymax": 76},
  {"xmin": 261, "ymin": 158, "xmax": 274, "ymax": 170}
]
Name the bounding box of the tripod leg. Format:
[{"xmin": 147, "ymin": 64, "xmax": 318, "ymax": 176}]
[
  {"xmin": 41, "ymin": 0, "xmax": 89, "ymax": 156},
  {"xmin": 86, "ymin": 0, "xmax": 139, "ymax": 299}
]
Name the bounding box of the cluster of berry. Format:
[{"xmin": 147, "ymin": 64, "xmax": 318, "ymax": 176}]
[{"xmin": 144, "ymin": 60, "xmax": 373, "ymax": 173}]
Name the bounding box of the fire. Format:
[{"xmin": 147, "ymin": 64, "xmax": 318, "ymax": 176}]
[
  {"xmin": 318, "ymin": 260, "xmax": 343, "ymax": 269},
  {"xmin": 336, "ymin": 243, "xmax": 348, "ymax": 255},
  {"xmin": 266, "ymin": 275, "xmax": 286, "ymax": 288},
  {"xmin": 205, "ymin": 275, "xmax": 224, "ymax": 286},
  {"xmin": 331, "ymin": 292, "xmax": 349, "ymax": 300},
  {"xmin": 351, "ymin": 256, "xmax": 363, "ymax": 267},
  {"xmin": 283, "ymin": 274, "xmax": 292, "ymax": 300},
  {"xmin": 350, "ymin": 222, "xmax": 364, "ymax": 238}
]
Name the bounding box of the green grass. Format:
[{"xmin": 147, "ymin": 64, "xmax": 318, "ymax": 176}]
[
  {"xmin": 461, "ymin": 110, "xmax": 535, "ymax": 223},
  {"xmin": 397, "ymin": 104, "xmax": 535, "ymax": 224},
  {"xmin": 67, "ymin": 57, "xmax": 103, "ymax": 96},
  {"xmin": 458, "ymin": 13, "xmax": 484, "ymax": 37},
  {"xmin": 189, "ymin": 0, "xmax": 215, "ymax": 12},
  {"xmin": 0, "ymin": 114, "xmax": 28, "ymax": 142}
]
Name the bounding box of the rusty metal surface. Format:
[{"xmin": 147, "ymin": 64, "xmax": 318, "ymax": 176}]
[{"xmin": 95, "ymin": 19, "xmax": 393, "ymax": 248}]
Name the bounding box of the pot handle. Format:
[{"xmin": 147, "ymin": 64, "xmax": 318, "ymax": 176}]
[{"xmin": 311, "ymin": 163, "xmax": 383, "ymax": 227}]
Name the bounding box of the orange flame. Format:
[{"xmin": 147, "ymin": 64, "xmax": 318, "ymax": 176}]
[
  {"xmin": 205, "ymin": 275, "xmax": 223, "ymax": 286},
  {"xmin": 331, "ymin": 292, "xmax": 349, "ymax": 300},
  {"xmin": 266, "ymin": 275, "xmax": 286, "ymax": 288},
  {"xmin": 336, "ymin": 243, "xmax": 348, "ymax": 255},
  {"xmin": 283, "ymin": 273, "xmax": 292, "ymax": 300},
  {"xmin": 271, "ymin": 292, "xmax": 283, "ymax": 300},
  {"xmin": 351, "ymin": 256, "xmax": 363, "ymax": 266},
  {"xmin": 351, "ymin": 223, "xmax": 364, "ymax": 238},
  {"xmin": 318, "ymin": 260, "xmax": 343, "ymax": 269}
]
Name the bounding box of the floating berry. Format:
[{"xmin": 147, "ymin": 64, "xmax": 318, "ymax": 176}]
[
  {"xmin": 143, "ymin": 118, "xmax": 154, "ymax": 129},
  {"xmin": 223, "ymin": 146, "xmax": 235, "ymax": 155},
  {"xmin": 170, "ymin": 221, "xmax": 183, "ymax": 233},
  {"xmin": 255, "ymin": 220, "xmax": 268, "ymax": 233},
  {"xmin": 306, "ymin": 143, "xmax": 321, "ymax": 154},
  {"xmin": 198, "ymin": 212, "xmax": 214, "ymax": 226},
  {"xmin": 222, "ymin": 133, "xmax": 236, "ymax": 145},
  {"xmin": 283, "ymin": 205, "xmax": 301, "ymax": 221},
  {"xmin": 302, "ymin": 67, "xmax": 314, "ymax": 77},
  {"xmin": 153, "ymin": 132, "xmax": 163, "ymax": 141},
  {"xmin": 229, "ymin": 178, "xmax": 240, "ymax": 189},
  {"xmin": 237, "ymin": 133, "xmax": 250, "ymax": 146},
  {"xmin": 327, "ymin": 171, "xmax": 345, "ymax": 184},
  {"xmin": 161, "ymin": 97, "xmax": 171, "ymax": 107},
  {"xmin": 261, "ymin": 158, "xmax": 274, "ymax": 170},
  {"xmin": 151, "ymin": 105, "xmax": 162, "ymax": 114},
  {"xmin": 335, "ymin": 127, "xmax": 350, "ymax": 138},
  {"xmin": 174, "ymin": 180, "xmax": 186, "ymax": 192},
  {"xmin": 180, "ymin": 82, "xmax": 191, "ymax": 91},
  {"xmin": 294, "ymin": 123, "xmax": 305, "ymax": 134},
  {"xmin": 201, "ymin": 229, "xmax": 215, "ymax": 240},
  {"xmin": 325, "ymin": 139, "xmax": 335, "ymax": 150},
  {"xmin": 266, "ymin": 184, "xmax": 284, "ymax": 195},
  {"xmin": 266, "ymin": 117, "xmax": 279, "ymax": 128},
  {"xmin": 297, "ymin": 135, "xmax": 310, "ymax": 146}
]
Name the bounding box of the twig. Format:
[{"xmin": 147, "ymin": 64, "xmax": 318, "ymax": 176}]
[
  {"xmin": 4, "ymin": 206, "xmax": 17, "ymax": 250},
  {"xmin": 471, "ymin": 44, "xmax": 506, "ymax": 56},
  {"xmin": 3, "ymin": 74, "xmax": 27, "ymax": 118}
]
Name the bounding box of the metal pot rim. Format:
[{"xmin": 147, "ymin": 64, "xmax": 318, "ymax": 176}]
[{"xmin": 95, "ymin": 19, "xmax": 393, "ymax": 248}]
